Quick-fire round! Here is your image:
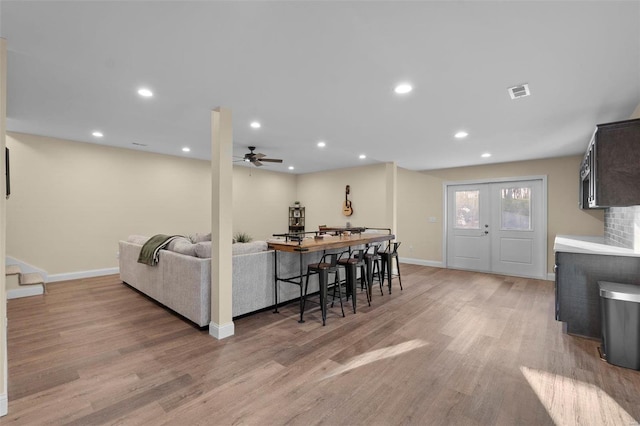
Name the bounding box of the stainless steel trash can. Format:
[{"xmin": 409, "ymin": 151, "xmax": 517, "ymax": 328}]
[{"xmin": 599, "ymin": 281, "xmax": 640, "ymax": 370}]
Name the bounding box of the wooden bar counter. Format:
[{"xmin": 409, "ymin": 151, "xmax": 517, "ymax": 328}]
[
  {"xmin": 268, "ymin": 232, "xmax": 394, "ymax": 253},
  {"xmin": 268, "ymin": 230, "xmax": 394, "ymax": 323}
]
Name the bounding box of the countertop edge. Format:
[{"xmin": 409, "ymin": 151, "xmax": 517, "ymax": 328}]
[{"xmin": 554, "ymin": 235, "xmax": 640, "ymax": 257}]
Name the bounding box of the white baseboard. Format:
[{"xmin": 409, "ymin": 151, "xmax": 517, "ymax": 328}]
[
  {"xmin": 399, "ymin": 258, "xmax": 555, "ymax": 281},
  {"xmin": 209, "ymin": 321, "xmax": 235, "ymax": 339},
  {"xmin": 5, "ymin": 258, "xmax": 119, "ymax": 283},
  {"xmin": 0, "ymin": 392, "xmax": 7, "ymax": 416},
  {"xmin": 47, "ymin": 267, "xmax": 119, "ymax": 283},
  {"xmin": 399, "ymin": 257, "xmax": 444, "ymax": 268},
  {"xmin": 7, "ymin": 285, "xmax": 44, "ymax": 299}
]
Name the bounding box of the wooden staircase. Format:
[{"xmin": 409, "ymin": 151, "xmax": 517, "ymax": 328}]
[{"xmin": 6, "ymin": 264, "xmax": 47, "ymax": 298}]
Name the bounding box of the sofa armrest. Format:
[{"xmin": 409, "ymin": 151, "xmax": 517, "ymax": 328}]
[
  {"xmin": 119, "ymin": 241, "xmax": 164, "ymax": 302},
  {"xmin": 161, "ymin": 250, "xmax": 211, "ymax": 327}
]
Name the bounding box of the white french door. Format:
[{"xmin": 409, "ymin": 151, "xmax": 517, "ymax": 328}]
[
  {"xmin": 446, "ymin": 179, "xmax": 546, "ymax": 279},
  {"xmin": 446, "ymin": 184, "xmax": 491, "ymax": 272}
]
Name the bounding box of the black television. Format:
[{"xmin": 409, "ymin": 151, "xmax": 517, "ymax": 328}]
[{"xmin": 5, "ymin": 147, "xmax": 9, "ymax": 199}]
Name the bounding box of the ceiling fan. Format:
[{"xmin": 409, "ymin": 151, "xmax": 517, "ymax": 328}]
[{"xmin": 236, "ymin": 146, "xmax": 283, "ymax": 167}]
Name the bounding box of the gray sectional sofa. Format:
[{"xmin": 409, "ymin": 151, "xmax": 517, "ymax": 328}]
[{"xmin": 118, "ymin": 235, "xmax": 323, "ymax": 326}]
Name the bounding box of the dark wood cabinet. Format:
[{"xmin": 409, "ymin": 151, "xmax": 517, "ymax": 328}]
[
  {"xmin": 555, "ymin": 251, "xmax": 640, "ymax": 338},
  {"xmin": 579, "ymin": 118, "xmax": 640, "ymax": 209}
]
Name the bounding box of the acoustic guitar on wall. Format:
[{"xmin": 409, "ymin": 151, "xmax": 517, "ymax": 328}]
[{"xmin": 343, "ymin": 185, "xmax": 353, "ymax": 216}]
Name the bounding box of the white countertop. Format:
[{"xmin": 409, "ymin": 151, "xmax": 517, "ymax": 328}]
[{"xmin": 554, "ymin": 235, "xmax": 640, "ymax": 257}]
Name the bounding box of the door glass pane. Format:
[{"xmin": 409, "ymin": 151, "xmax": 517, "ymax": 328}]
[
  {"xmin": 455, "ymin": 190, "xmax": 480, "ymax": 229},
  {"xmin": 501, "ymin": 187, "xmax": 531, "ymax": 230}
]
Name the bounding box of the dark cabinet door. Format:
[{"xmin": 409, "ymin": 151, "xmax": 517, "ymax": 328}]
[
  {"xmin": 555, "ymin": 251, "xmax": 640, "ymax": 338},
  {"xmin": 580, "ymin": 118, "xmax": 640, "ymax": 209}
]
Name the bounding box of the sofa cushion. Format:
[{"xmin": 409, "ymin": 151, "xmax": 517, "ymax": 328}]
[
  {"xmin": 191, "ymin": 241, "xmax": 267, "ymax": 257},
  {"xmin": 195, "ymin": 242, "xmax": 212, "ymax": 258},
  {"xmin": 127, "ymin": 235, "xmax": 150, "ymax": 245},
  {"xmin": 190, "ymin": 232, "xmax": 211, "ymax": 243},
  {"xmin": 167, "ymin": 237, "xmax": 197, "ymax": 257},
  {"xmin": 232, "ymin": 241, "xmax": 268, "ymax": 255}
]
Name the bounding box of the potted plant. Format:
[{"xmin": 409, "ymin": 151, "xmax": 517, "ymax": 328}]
[{"xmin": 234, "ymin": 232, "xmax": 252, "ymax": 243}]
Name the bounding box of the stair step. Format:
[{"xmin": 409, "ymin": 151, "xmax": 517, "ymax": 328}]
[
  {"xmin": 20, "ymin": 272, "xmax": 45, "ymax": 286},
  {"xmin": 6, "ymin": 264, "xmax": 21, "ymax": 276}
]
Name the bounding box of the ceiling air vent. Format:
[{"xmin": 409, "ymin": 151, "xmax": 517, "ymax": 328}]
[{"xmin": 508, "ymin": 83, "xmax": 530, "ymax": 100}]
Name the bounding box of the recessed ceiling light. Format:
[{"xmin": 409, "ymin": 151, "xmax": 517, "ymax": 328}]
[
  {"xmin": 288, "ymin": 166, "xmax": 294, "ymax": 170},
  {"xmin": 394, "ymin": 83, "xmax": 413, "ymax": 94},
  {"xmin": 481, "ymin": 153, "xmax": 491, "ymax": 158},
  {"xmin": 137, "ymin": 88, "xmax": 153, "ymax": 97},
  {"xmin": 182, "ymin": 147, "xmax": 191, "ymax": 152},
  {"xmin": 92, "ymin": 131, "xmax": 103, "ymax": 138},
  {"xmin": 250, "ymin": 121, "xmax": 261, "ymax": 129},
  {"xmin": 454, "ymin": 131, "xmax": 469, "ymax": 139},
  {"xmin": 317, "ymin": 141, "xmax": 326, "ymax": 148},
  {"xmin": 359, "ymin": 154, "xmax": 367, "ymax": 159}
]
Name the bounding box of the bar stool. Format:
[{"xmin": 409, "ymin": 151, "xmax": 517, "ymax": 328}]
[
  {"xmin": 355, "ymin": 243, "xmax": 383, "ymax": 298},
  {"xmin": 338, "ymin": 249, "xmax": 370, "ymax": 313},
  {"xmin": 302, "ymin": 253, "xmax": 344, "ymax": 325},
  {"xmin": 380, "ymin": 242, "xmax": 403, "ymax": 294}
]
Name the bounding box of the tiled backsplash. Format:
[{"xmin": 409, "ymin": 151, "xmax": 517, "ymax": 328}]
[{"xmin": 604, "ymin": 206, "xmax": 640, "ymax": 250}]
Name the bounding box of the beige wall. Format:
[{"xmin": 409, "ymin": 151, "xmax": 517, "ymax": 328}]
[
  {"xmin": 233, "ymin": 166, "xmax": 296, "ymax": 240},
  {"xmin": 5, "ymin": 132, "xmax": 295, "ymax": 276},
  {"xmin": 397, "ymin": 167, "xmax": 443, "ymax": 262},
  {"xmin": 296, "ymin": 163, "xmax": 389, "ymax": 232},
  {"xmin": 419, "ymin": 155, "xmax": 604, "ymax": 274},
  {"xmin": 5, "ymin": 130, "xmax": 605, "ymax": 279}
]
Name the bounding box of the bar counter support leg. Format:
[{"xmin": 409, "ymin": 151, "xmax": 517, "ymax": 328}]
[
  {"xmin": 298, "ymin": 251, "xmax": 305, "ymax": 323},
  {"xmin": 273, "ymin": 250, "xmax": 279, "ymax": 313}
]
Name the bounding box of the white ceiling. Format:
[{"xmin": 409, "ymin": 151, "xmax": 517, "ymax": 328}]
[{"xmin": 1, "ymin": 1, "xmax": 639, "ymax": 174}]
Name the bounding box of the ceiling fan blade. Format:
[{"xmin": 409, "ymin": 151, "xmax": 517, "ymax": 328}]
[
  {"xmin": 255, "ymin": 153, "xmax": 266, "ymax": 159},
  {"xmin": 253, "ymin": 160, "xmax": 263, "ymax": 167},
  {"xmin": 260, "ymin": 158, "xmax": 283, "ymax": 163}
]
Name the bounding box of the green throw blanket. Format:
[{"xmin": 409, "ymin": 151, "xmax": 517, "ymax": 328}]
[{"xmin": 137, "ymin": 234, "xmax": 183, "ymax": 266}]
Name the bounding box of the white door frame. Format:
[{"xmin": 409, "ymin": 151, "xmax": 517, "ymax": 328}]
[{"xmin": 442, "ymin": 175, "xmax": 548, "ymax": 279}]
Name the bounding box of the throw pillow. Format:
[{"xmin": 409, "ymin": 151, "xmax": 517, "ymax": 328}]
[{"xmin": 167, "ymin": 237, "xmax": 197, "ymax": 256}]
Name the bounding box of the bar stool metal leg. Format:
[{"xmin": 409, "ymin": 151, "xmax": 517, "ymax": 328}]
[
  {"xmin": 318, "ymin": 269, "xmax": 328, "ymax": 325},
  {"xmin": 330, "ymin": 269, "xmax": 345, "ymax": 318},
  {"xmin": 302, "ymin": 270, "xmax": 312, "ymax": 323},
  {"xmin": 345, "ymin": 263, "xmax": 357, "ymax": 313},
  {"xmin": 359, "ymin": 263, "xmax": 371, "ymax": 306},
  {"xmin": 395, "ymin": 255, "xmax": 403, "ymax": 291}
]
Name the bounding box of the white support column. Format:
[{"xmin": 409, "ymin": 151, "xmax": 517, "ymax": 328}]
[
  {"xmin": 385, "ymin": 162, "xmax": 398, "ymax": 274},
  {"xmin": 209, "ymin": 108, "xmax": 234, "ymax": 339},
  {"xmin": 0, "ymin": 37, "xmax": 9, "ymax": 416},
  {"xmin": 385, "ymin": 162, "xmax": 398, "ymax": 237}
]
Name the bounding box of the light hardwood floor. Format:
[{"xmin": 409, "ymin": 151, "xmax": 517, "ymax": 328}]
[{"xmin": 3, "ymin": 265, "xmax": 640, "ymax": 425}]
